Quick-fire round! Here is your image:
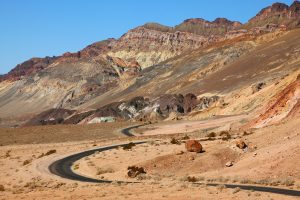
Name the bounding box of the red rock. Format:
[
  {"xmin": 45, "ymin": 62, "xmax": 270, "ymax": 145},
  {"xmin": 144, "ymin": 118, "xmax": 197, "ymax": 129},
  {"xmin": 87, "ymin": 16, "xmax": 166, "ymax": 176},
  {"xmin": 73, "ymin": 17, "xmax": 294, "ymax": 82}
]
[{"xmin": 185, "ymin": 140, "xmax": 203, "ymax": 153}]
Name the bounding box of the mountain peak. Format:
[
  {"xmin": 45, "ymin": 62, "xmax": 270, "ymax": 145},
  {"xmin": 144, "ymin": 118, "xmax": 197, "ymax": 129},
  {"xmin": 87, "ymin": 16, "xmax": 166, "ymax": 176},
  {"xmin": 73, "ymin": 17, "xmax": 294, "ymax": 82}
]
[
  {"xmin": 213, "ymin": 18, "xmax": 242, "ymax": 27},
  {"xmin": 141, "ymin": 23, "xmax": 172, "ymax": 32},
  {"xmin": 182, "ymin": 18, "xmax": 209, "ymax": 24},
  {"xmin": 246, "ymin": 1, "xmax": 300, "ymax": 28}
]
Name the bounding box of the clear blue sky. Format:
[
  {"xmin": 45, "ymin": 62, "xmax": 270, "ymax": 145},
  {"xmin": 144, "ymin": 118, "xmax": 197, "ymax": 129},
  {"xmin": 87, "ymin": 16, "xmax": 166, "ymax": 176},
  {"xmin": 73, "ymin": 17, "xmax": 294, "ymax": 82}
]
[{"xmin": 0, "ymin": 0, "xmax": 294, "ymax": 74}]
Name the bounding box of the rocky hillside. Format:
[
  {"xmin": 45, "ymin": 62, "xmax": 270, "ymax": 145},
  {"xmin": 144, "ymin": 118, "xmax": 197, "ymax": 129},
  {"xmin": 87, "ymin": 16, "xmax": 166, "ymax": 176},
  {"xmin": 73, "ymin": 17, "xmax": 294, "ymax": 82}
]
[
  {"xmin": 0, "ymin": 1, "xmax": 300, "ymax": 127},
  {"xmin": 245, "ymin": 1, "xmax": 300, "ymax": 29}
]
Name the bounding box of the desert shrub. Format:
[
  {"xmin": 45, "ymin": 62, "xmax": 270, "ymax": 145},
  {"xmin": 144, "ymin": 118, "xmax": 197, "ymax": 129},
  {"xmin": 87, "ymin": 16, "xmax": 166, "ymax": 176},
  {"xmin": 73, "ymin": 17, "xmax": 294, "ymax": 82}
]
[
  {"xmin": 136, "ymin": 174, "xmax": 152, "ymax": 180},
  {"xmin": 180, "ymin": 175, "xmax": 198, "ymax": 182},
  {"xmin": 47, "ymin": 150, "xmax": 56, "ymax": 155},
  {"xmin": 240, "ymin": 178, "xmax": 251, "ymax": 184},
  {"xmin": 220, "ymin": 131, "xmax": 231, "ymax": 141},
  {"xmin": 170, "ymin": 138, "xmax": 181, "ymax": 145},
  {"xmin": 243, "ymin": 131, "xmax": 253, "ymax": 136},
  {"xmin": 216, "ymin": 184, "xmax": 226, "ymax": 191},
  {"xmin": 23, "ymin": 159, "xmax": 32, "ymax": 166},
  {"xmin": 281, "ymin": 178, "xmax": 295, "ymax": 186},
  {"xmin": 0, "ymin": 185, "xmax": 4, "ymax": 191},
  {"xmin": 73, "ymin": 164, "xmax": 79, "ymax": 170},
  {"xmin": 187, "ymin": 176, "xmax": 198, "ymax": 182},
  {"xmin": 232, "ymin": 176, "xmax": 239, "ymax": 183},
  {"xmin": 5, "ymin": 150, "xmax": 11, "ymax": 158},
  {"xmin": 127, "ymin": 166, "xmax": 146, "ymax": 178},
  {"xmin": 24, "ymin": 181, "xmax": 39, "ymax": 189},
  {"xmin": 122, "ymin": 142, "xmax": 136, "ymax": 150},
  {"xmin": 96, "ymin": 167, "xmax": 115, "ymax": 175},
  {"xmin": 254, "ymin": 193, "xmax": 261, "ymax": 197},
  {"xmin": 197, "ymin": 176, "xmax": 205, "ymax": 181},
  {"xmin": 147, "ymin": 140, "xmax": 156, "ymax": 146},
  {"xmin": 206, "ymin": 132, "xmax": 216, "ymax": 138},
  {"xmin": 216, "ymin": 176, "xmax": 230, "ymax": 183},
  {"xmin": 181, "ymin": 135, "xmax": 190, "ymax": 140},
  {"xmin": 38, "ymin": 149, "xmax": 57, "ymax": 158}
]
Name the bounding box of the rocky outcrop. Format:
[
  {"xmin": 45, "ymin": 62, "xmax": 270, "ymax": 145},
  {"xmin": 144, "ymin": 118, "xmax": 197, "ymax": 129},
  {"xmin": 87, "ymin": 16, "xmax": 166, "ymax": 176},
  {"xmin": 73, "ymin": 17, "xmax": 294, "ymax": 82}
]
[
  {"xmin": 3, "ymin": 2, "xmax": 298, "ymax": 84},
  {"xmin": 175, "ymin": 18, "xmax": 242, "ymax": 36},
  {"xmin": 2, "ymin": 2, "xmax": 300, "ymax": 127},
  {"xmin": 183, "ymin": 93, "xmax": 198, "ymax": 113},
  {"xmin": 246, "ymin": 1, "xmax": 300, "ymax": 29},
  {"xmin": 197, "ymin": 96, "xmax": 220, "ymax": 111},
  {"xmin": 247, "ymin": 77, "xmax": 300, "ymax": 128},
  {"xmin": 108, "ymin": 27, "xmax": 210, "ymax": 68}
]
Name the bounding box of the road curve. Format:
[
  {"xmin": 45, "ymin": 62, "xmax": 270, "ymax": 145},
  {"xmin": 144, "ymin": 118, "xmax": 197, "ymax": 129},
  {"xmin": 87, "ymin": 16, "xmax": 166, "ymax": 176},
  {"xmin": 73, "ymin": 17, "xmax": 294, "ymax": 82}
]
[
  {"xmin": 49, "ymin": 141, "xmax": 300, "ymax": 197},
  {"xmin": 49, "ymin": 141, "xmax": 146, "ymax": 183},
  {"xmin": 48, "ymin": 125, "xmax": 300, "ymax": 197},
  {"xmin": 120, "ymin": 124, "xmax": 144, "ymax": 137}
]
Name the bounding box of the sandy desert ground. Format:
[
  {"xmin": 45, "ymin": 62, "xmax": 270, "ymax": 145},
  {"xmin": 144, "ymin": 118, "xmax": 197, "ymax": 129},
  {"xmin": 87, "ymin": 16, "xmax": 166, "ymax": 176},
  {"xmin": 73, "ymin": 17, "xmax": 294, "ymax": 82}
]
[{"xmin": 0, "ymin": 117, "xmax": 299, "ymax": 200}]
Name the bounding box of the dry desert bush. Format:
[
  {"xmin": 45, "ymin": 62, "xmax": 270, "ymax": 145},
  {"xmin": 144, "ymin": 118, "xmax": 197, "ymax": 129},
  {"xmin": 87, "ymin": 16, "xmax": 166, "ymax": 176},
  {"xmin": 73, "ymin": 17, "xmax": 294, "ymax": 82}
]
[
  {"xmin": 122, "ymin": 142, "xmax": 136, "ymax": 150},
  {"xmin": 220, "ymin": 131, "xmax": 231, "ymax": 141},
  {"xmin": 170, "ymin": 138, "xmax": 181, "ymax": 145},
  {"xmin": 206, "ymin": 132, "xmax": 217, "ymax": 138},
  {"xmin": 23, "ymin": 159, "xmax": 32, "ymax": 166},
  {"xmin": 96, "ymin": 167, "xmax": 115, "ymax": 175}
]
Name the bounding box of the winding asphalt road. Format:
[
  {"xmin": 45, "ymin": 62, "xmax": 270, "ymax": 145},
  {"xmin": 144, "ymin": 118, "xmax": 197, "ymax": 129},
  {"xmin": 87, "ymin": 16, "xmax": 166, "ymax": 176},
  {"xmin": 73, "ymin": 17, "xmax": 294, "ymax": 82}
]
[
  {"xmin": 48, "ymin": 126, "xmax": 300, "ymax": 197},
  {"xmin": 49, "ymin": 141, "xmax": 146, "ymax": 183}
]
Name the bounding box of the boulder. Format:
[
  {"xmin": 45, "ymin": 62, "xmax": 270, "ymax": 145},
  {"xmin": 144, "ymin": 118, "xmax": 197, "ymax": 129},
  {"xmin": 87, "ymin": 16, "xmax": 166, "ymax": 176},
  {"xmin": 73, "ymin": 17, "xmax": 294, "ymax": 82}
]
[
  {"xmin": 185, "ymin": 140, "xmax": 202, "ymax": 153},
  {"xmin": 127, "ymin": 166, "xmax": 146, "ymax": 178},
  {"xmin": 235, "ymin": 140, "xmax": 247, "ymax": 149}
]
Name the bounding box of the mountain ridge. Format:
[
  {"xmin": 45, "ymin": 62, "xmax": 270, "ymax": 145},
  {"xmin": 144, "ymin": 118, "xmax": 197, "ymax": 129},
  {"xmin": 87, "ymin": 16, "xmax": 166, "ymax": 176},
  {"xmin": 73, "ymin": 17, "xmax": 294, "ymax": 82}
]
[
  {"xmin": 0, "ymin": 1, "xmax": 300, "ymax": 127},
  {"xmin": 2, "ymin": 1, "xmax": 300, "ymax": 83}
]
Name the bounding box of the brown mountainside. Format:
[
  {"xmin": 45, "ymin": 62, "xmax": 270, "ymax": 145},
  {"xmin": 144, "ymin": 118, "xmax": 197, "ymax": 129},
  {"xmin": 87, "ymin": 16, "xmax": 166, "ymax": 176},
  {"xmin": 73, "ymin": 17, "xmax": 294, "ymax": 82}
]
[{"xmin": 0, "ymin": 1, "xmax": 300, "ymax": 127}]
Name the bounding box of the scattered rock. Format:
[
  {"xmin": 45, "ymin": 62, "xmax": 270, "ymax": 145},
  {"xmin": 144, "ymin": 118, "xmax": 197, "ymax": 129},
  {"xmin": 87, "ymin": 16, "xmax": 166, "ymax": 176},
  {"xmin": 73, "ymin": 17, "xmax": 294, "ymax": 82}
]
[
  {"xmin": 235, "ymin": 140, "xmax": 247, "ymax": 149},
  {"xmin": 185, "ymin": 140, "xmax": 203, "ymax": 153},
  {"xmin": 225, "ymin": 161, "xmax": 233, "ymax": 167},
  {"xmin": 188, "ymin": 155, "xmax": 195, "ymax": 161},
  {"xmin": 253, "ymin": 153, "xmax": 257, "ymax": 157},
  {"xmin": 127, "ymin": 166, "xmax": 146, "ymax": 178}
]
